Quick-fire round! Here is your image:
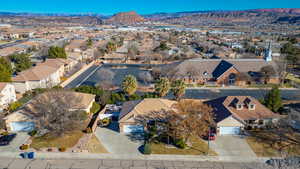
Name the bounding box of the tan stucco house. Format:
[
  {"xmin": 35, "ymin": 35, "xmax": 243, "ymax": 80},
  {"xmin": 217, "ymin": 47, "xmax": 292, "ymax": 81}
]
[
  {"xmin": 4, "ymin": 92, "xmax": 95, "ymax": 132},
  {"xmin": 118, "ymin": 98, "xmax": 176, "ymax": 133}
]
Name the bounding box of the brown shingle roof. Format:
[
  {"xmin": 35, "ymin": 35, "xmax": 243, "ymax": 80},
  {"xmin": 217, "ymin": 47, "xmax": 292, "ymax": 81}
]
[
  {"xmin": 172, "ymin": 59, "xmax": 278, "ymax": 79},
  {"xmin": 206, "ymin": 96, "xmax": 279, "ymax": 123},
  {"xmin": 119, "ymin": 99, "xmax": 177, "ymax": 122}
]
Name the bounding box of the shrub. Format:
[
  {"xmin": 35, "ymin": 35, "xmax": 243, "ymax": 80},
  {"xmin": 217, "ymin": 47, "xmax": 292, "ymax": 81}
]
[
  {"xmin": 0, "ymin": 131, "xmax": 9, "ymax": 136},
  {"xmin": 90, "ymin": 102, "xmax": 101, "ymax": 114},
  {"xmin": 99, "ymin": 118, "xmax": 110, "ymax": 127},
  {"xmin": 59, "ymin": 147, "xmax": 67, "ymax": 152},
  {"xmin": 28, "ymin": 130, "xmax": 37, "ymax": 137},
  {"xmin": 128, "ymin": 94, "xmax": 141, "ymax": 101},
  {"xmin": 174, "ymin": 138, "xmax": 186, "ymax": 149},
  {"xmin": 8, "ymin": 101, "xmax": 23, "ymax": 112},
  {"xmin": 142, "ymin": 92, "xmax": 159, "ymax": 99},
  {"xmin": 19, "ymin": 144, "xmax": 29, "ymax": 150},
  {"xmin": 143, "ymin": 143, "xmax": 152, "ymax": 155},
  {"xmin": 85, "ymin": 127, "xmax": 93, "ymax": 133}
]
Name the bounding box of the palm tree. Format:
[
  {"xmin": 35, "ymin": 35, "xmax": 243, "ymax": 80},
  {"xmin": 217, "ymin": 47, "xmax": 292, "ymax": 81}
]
[
  {"xmin": 122, "ymin": 75, "xmax": 138, "ymax": 96},
  {"xmin": 171, "ymin": 80, "xmax": 186, "ymax": 100},
  {"xmin": 155, "ymin": 78, "xmax": 170, "ymax": 97}
]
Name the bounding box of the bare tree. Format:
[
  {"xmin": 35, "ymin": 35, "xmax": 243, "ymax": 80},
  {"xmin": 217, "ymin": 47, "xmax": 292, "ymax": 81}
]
[
  {"xmin": 0, "ymin": 112, "xmax": 6, "ymax": 131},
  {"xmin": 276, "ymin": 54, "xmax": 288, "ymax": 86},
  {"xmin": 96, "ymin": 68, "xmax": 115, "ymax": 90},
  {"xmin": 260, "ymin": 65, "xmax": 276, "ymax": 84},
  {"xmin": 126, "ymin": 42, "xmax": 139, "ymax": 61},
  {"xmin": 26, "ymin": 90, "xmax": 88, "ymax": 137},
  {"xmin": 138, "ymin": 71, "xmax": 153, "ymax": 85},
  {"xmin": 134, "ymin": 100, "xmax": 215, "ymax": 144},
  {"xmin": 169, "ymin": 100, "xmax": 215, "ymax": 143}
]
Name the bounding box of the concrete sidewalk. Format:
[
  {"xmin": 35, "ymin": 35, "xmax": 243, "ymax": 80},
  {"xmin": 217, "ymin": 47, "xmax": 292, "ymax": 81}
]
[{"xmin": 0, "ymin": 151, "xmax": 270, "ymax": 163}]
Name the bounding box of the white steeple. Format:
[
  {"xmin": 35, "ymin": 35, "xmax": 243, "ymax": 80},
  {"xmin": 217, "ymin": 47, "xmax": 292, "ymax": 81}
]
[{"xmin": 265, "ymin": 41, "xmax": 272, "ymax": 62}]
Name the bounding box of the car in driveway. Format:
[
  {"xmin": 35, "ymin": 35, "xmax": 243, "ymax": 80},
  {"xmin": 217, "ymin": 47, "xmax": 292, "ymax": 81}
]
[{"xmin": 0, "ymin": 134, "xmax": 16, "ymax": 146}]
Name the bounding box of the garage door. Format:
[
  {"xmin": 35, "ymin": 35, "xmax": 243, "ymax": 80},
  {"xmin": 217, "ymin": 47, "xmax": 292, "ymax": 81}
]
[
  {"xmin": 10, "ymin": 122, "xmax": 35, "ymax": 132},
  {"xmin": 123, "ymin": 125, "xmax": 144, "ymax": 133},
  {"xmin": 219, "ymin": 126, "xmax": 240, "ymax": 135}
]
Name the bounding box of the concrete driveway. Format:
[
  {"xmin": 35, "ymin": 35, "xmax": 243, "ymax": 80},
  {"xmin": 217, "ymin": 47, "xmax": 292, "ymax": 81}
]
[
  {"xmin": 209, "ymin": 135, "xmax": 256, "ymax": 158},
  {"xmin": 0, "ymin": 132, "xmax": 29, "ymax": 152},
  {"xmin": 95, "ymin": 122, "xmax": 143, "ymax": 155}
]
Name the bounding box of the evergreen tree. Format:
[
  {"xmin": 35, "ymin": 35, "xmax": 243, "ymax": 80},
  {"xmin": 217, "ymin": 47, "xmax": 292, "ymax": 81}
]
[
  {"xmin": 264, "ymin": 86, "xmax": 282, "ymax": 112},
  {"xmin": 48, "ymin": 46, "xmax": 67, "ymax": 59},
  {"xmin": 122, "ymin": 75, "xmax": 138, "ymax": 96},
  {"xmin": 171, "ymin": 80, "xmax": 186, "ymax": 100},
  {"xmin": 9, "ymin": 53, "xmax": 32, "ymax": 72},
  {"xmin": 0, "ymin": 57, "xmax": 12, "ymax": 82},
  {"xmin": 155, "ymin": 78, "xmax": 170, "ymax": 97}
]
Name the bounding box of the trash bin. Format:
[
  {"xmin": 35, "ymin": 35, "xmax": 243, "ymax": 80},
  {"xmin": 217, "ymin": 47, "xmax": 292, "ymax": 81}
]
[
  {"xmin": 28, "ymin": 152, "xmax": 34, "ymax": 159},
  {"xmin": 21, "ymin": 152, "xmax": 29, "ymax": 159}
]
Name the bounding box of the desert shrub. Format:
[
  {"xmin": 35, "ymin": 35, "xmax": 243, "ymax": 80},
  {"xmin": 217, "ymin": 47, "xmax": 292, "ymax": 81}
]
[
  {"xmin": 143, "ymin": 143, "xmax": 152, "ymax": 155},
  {"xmin": 59, "ymin": 147, "xmax": 67, "ymax": 152},
  {"xmin": 142, "ymin": 92, "xmax": 159, "ymax": 99},
  {"xmin": 174, "ymin": 138, "xmax": 186, "ymax": 149},
  {"xmin": 128, "ymin": 94, "xmax": 141, "ymax": 101},
  {"xmin": 85, "ymin": 127, "xmax": 93, "ymax": 133},
  {"xmin": 90, "ymin": 102, "xmax": 101, "ymax": 114},
  {"xmin": 19, "ymin": 144, "xmax": 29, "ymax": 150},
  {"xmin": 0, "ymin": 131, "xmax": 9, "ymax": 136},
  {"xmin": 8, "ymin": 101, "xmax": 23, "ymax": 112},
  {"xmin": 99, "ymin": 118, "xmax": 110, "ymax": 127},
  {"xmin": 28, "ymin": 130, "xmax": 37, "ymax": 137}
]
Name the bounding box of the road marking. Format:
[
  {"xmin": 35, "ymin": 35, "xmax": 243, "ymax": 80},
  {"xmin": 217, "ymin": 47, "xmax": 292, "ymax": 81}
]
[{"xmin": 76, "ymin": 65, "xmax": 102, "ymax": 87}]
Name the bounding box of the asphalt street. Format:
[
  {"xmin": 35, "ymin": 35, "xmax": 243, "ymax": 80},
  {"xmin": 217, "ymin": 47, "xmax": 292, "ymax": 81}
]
[
  {"xmin": 0, "ymin": 158, "xmax": 268, "ymax": 169},
  {"xmin": 65, "ymin": 65, "xmax": 100, "ymax": 89}
]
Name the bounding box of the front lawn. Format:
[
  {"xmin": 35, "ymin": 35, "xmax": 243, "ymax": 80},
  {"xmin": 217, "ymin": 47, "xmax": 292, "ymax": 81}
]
[
  {"xmin": 286, "ymin": 73, "xmax": 300, "ymax": 85},
  {"xmin": 30, "ymin": 130, "xmax": 84, "ymax": 150},
  {"xmin": 87, "ymin": 134, "xmax": 108, "ymax": 153},
  {"xmin": 246, "ymin": 130, "xmax": 300, "ymax": 157},
  {"xmin": 150, "ymin": 136, "xmax": 217, "ymax": 155}
]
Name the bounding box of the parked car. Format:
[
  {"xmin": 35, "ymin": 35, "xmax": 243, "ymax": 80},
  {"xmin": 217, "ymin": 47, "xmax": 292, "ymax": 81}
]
[
  {"xmin": 203, "ymin": 133, "xmax": 216, "ymax": 141},
  {"xmin": 0, "ymin": 134, "xmax": 16, "ymax": 146}
]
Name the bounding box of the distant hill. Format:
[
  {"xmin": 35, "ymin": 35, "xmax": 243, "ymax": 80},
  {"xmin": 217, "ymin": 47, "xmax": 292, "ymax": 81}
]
[
  {"xmin": 106, "ymin": 11, "xmax": 146, "ymax": 25},
  {"xmin": 144, "ymin": 8, "xmax": 300, "ymax": 25}
]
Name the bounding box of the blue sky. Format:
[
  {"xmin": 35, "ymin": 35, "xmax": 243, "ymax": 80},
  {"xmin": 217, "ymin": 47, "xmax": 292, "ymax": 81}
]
[{"xmin": 1, "ymin": 0, "xmax": 300, "ymax": 15}]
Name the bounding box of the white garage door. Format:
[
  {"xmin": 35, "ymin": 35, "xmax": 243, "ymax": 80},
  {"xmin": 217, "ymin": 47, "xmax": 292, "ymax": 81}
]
[
  {"xmin": 123, "ymin": 125, "xmax": 144, "ymax": 133},
  {"xmin": 10, "ymin": 122, "xmax": 35, "ymax": 132},
  {"xmin": 220, "ymin": 126, "xmax": 240, "ymax": 135}
]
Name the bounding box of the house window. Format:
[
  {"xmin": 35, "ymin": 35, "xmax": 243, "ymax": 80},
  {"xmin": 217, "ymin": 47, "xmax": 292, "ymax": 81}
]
[
  {"xmin": 258, "ymin": 120, "xmax": 264, "ymax": 125},
  {"xmin": 249, "ymin": 104, "xmax": 255, "ymax": 110},
  {"xmin": 237, "ymin": 104, "xmax": 243, "ymax": 110},
  {"xmin": 228, "ymin": 73, "xmax": 236, "ymax": 85}
]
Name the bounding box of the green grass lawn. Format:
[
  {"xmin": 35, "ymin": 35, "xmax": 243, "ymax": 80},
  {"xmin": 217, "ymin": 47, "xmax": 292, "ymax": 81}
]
[
  {"xmin": 150, "ymin": 136, "xmax": 217, "ymax": 155},
  {"xmin": 30, "ymin": 130, "xmax": 84, "ymax": 150}
]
